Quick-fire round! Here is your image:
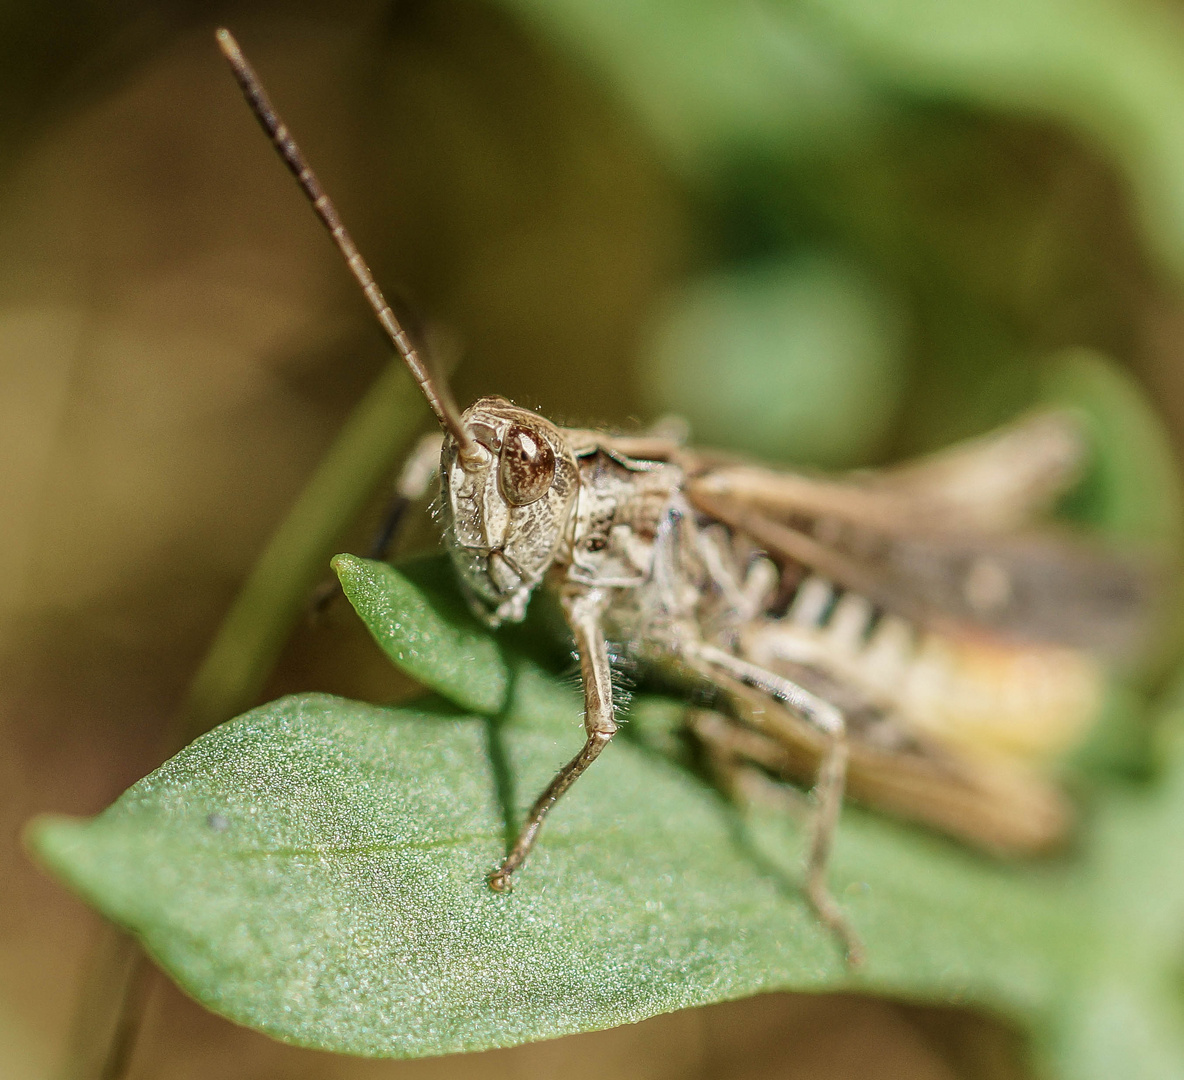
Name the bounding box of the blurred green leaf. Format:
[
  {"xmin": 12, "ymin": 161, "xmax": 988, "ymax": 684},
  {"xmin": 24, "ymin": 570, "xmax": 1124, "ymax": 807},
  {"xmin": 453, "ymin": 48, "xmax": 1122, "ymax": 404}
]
[
  {"xmin": 1042, "ymin": 349, "xmax": 1184, "ymax": 694},
  {"xmin": 1040, "ymin": 348, "xmax": 1184, "ymax": 550},
  {"xmin": 494, "ymin": 0, "xmax": 881, "ymax": 173},
  {"xmin": 1035, "ymin": 675, "xmax": 1184, "ymax": 1080},
  {"xmin": 640, "ymin": 252, "xmax": 908, "ymax": 466},
  {"xmin": 498, "ymin": 0, "xmax": 1184, "ymax": 281},
  {"xmin": 797, "ymin": 0, "xmax": 1184, "ymax": 281}
]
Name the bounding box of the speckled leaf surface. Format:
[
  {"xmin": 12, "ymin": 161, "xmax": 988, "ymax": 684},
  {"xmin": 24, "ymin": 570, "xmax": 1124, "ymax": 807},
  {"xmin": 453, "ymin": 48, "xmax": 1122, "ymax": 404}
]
[
  {"xmin": 27, "ymin": 690, "xmax": 1068, "ymax": 1058},
  {"xmin": 333, "ymin": 552, "xmax": 509, "ymax": 715},
  {"xmin": 28, "ymin": 673, "xmax": 1184, "ymax": 1069}
]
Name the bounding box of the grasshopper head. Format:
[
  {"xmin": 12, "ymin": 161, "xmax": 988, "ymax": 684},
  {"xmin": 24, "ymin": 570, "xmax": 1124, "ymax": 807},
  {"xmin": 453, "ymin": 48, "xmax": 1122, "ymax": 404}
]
[{"xmin": 441, "ymin": 396, "xmax": 580, "ymax": 626}]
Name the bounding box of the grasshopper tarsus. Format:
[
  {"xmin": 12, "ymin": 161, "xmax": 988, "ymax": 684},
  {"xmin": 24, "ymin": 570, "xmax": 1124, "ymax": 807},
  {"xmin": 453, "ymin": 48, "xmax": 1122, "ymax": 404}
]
[
  {"xmin": 491, "ymin": 726, "xmax": 616, "ymax": 892},
  {"xmin": 806, "ymin": 802, "xmax": 864, "ymax": 967},
  {"xmin": 820, "ymin": 906, "xmax": 866, "ymax": 969},
  {"xmin": 482, "ymin": 586, "xmax": 619, "ymax": 891},
  {"xmin": 487, "ymin": 870, "xmax": 514, "ymax": 894},
  {"xmin": 807, "ymin": 881, "xmax": 865, "ymax": 968}
]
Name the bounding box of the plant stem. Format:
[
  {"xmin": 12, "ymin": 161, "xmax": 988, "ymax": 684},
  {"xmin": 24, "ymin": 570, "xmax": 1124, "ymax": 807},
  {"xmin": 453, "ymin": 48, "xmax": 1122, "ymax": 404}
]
[
  {"xmin": 60, "ymin": 359, "xmax": 424, "ymax": 1080},
  {"xmin": 174, "ymin": 359, "xmax": 424, "ymax": 743}
]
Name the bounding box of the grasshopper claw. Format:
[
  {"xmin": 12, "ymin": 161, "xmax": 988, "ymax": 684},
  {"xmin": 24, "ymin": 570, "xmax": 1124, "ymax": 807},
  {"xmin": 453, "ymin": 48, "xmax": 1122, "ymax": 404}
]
[{"xmin": 487, "ymin": 869, "xmax": 514, "ymax": 893}]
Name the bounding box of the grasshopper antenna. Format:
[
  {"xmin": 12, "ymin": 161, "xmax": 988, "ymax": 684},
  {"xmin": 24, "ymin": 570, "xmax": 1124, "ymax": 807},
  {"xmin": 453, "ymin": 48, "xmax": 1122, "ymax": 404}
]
[{"xmin": 216, "ymin": 27, "xmax": 481, "ymax": 464}]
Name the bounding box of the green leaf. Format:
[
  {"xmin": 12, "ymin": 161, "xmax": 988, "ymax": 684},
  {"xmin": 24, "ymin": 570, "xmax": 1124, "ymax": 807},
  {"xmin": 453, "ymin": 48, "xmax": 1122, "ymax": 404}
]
[
  {"xmin": 26, "ymin": 542, "xmax": 1184, "ymax": 1072},
  {"xmin": 640, "ymin": 252, "xmax": 909, "ymax": 467},
  {"xmin": 795, "ymin": 0, "xmax": 1184, "ymax": 281},
  {"xmin": 28, "ymin": 677, "xmax": 1184, "ymax": 1068},
  {"xmin": 333, "ymin": 552, "xmax": 510, "ymax": 715},
  {"xmin": 28, "ymin": 690, "xmax": 1084, "ymax": 1059},
  {"xmin": 1040, "ymin": 348, "xmax": 1184, "ymax": 551},
  {"xmin": 497, "ymin": 0, "xmax": 1184, "ymax": 281}
]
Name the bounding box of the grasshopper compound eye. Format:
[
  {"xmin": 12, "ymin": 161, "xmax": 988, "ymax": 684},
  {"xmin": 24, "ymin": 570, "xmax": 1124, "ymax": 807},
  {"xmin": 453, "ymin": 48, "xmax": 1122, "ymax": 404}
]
[{"xmin": 498, "ymin": 424, "xmax": 556, "ymax": 506}]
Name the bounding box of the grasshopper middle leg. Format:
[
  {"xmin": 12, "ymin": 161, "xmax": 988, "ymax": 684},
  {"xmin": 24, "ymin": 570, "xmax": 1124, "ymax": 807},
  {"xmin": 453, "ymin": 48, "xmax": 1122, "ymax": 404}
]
[{"xmin": 690, "ymin": 644, "xmax": 863, "ymax": 966}]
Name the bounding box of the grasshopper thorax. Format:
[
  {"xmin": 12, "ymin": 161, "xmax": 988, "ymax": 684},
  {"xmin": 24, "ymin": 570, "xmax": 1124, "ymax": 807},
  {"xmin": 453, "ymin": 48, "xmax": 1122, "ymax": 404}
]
[{"xmin": 441, "ymin": 396, "xmax": 580, "ymax": 626}]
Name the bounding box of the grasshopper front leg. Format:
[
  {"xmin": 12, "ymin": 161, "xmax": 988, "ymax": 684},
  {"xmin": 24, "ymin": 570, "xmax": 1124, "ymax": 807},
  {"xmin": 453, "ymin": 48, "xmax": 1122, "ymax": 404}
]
[
  {"xmin": 488, "ymin": 586, "xmax": 617, "ymax": 891},
  {"xmin": 370, "ymin": 431, "xmax": 445, "ymax": 560},
  {"xmin": 312, "ymin": 432, "xmax": 445, "ymax": 614}
]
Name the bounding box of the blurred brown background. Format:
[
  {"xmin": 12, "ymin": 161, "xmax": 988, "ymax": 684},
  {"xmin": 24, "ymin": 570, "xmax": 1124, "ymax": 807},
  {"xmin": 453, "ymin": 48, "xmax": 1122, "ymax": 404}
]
[{"xmin": 4, "ymin": 1, "xmax": 1184, "ymax": 1077}]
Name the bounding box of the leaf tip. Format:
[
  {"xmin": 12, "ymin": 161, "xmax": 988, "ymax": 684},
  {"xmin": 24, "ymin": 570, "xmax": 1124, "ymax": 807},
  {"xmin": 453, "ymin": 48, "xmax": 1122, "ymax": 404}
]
[
  {"xmin": 22, "ymin": 812, "xmax": 90, "ymax": 882},
  {"xmin": 331, "ymin": 552, "xmax": 360, "ymax": 580}
]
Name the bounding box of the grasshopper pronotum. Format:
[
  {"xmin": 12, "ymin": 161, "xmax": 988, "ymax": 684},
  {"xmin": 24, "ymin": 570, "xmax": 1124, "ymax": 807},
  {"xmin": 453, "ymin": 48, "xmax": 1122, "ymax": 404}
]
[{"xmin": 217, "ymin": 29, "xmax": 1150, "ymax": 964}]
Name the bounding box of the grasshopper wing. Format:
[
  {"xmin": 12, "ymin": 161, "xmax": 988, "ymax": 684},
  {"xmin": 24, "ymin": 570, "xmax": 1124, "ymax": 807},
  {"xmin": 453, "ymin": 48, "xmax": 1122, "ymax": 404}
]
[{"xmin": 688, "ymin": 410, "xmax": 1152, "ymax": 655}]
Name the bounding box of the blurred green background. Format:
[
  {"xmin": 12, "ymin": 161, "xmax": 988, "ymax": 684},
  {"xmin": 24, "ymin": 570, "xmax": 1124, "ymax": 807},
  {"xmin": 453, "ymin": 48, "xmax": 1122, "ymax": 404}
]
[{"xmin": 6, "ymin": 0, "xmax": 1184, "ymax": 1077}]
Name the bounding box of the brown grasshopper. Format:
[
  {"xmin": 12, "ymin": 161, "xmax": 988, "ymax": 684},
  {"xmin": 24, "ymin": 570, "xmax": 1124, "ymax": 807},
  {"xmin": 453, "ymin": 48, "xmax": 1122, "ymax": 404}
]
[{"xmin": 218, "ymin": 30, "xmax": 1151, "ymax": 964}]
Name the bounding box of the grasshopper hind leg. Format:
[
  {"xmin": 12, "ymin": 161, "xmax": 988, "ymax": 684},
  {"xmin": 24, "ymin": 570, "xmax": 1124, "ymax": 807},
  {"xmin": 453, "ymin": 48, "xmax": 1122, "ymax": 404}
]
[
  {"xmin": 689, "ymin": 645, "xmax": 864, "ymax": 967},
  {"xmin": 804, "ymin": 727, "xmax": 860, "ymax": 966}
]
